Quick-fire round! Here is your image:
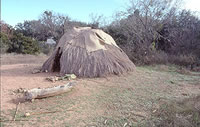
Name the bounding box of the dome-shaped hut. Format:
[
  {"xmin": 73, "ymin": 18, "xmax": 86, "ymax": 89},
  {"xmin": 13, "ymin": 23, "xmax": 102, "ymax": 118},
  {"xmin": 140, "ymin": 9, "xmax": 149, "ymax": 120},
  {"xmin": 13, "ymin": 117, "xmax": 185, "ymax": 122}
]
[{"xmin": 42, "ymin": 27, "xmax": 135, "ymax": 77}]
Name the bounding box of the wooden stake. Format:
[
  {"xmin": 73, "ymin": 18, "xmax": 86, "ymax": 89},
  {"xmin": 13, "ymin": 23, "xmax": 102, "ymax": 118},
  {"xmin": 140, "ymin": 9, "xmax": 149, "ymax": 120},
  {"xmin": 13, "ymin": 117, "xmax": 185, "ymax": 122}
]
[{"xmin": 13, "ymin": 102, "xmax": 20, "ymax": 121}]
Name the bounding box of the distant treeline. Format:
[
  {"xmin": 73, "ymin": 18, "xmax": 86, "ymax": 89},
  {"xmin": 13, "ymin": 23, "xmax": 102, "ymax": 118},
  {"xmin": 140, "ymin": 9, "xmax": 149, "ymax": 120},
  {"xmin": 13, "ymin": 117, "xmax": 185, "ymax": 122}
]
[{"xmin": 1, "ymin": 0, "xmax": 200, "ymax": 68}]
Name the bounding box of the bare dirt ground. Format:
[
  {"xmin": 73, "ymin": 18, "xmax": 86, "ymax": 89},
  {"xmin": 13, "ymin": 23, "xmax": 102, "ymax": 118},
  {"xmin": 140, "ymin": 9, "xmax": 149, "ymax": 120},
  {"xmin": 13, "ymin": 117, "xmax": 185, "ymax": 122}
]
[{"xmin": 1, "ymin": 54, "xmax": 200, "ymax": 127}]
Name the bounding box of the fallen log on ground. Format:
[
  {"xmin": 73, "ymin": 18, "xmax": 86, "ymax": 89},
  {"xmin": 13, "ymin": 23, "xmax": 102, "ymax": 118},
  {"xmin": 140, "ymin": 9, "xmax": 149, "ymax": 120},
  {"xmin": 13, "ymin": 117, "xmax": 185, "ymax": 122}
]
[{"xmin": 24, "ymin": 82, "xmax": 76, "ymax": 100}]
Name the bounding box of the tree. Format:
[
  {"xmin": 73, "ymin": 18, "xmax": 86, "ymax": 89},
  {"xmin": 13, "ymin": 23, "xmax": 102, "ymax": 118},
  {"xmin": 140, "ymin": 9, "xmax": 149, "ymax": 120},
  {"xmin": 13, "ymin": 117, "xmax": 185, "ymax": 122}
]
[
  {"xmin": 15, "ymin": 20, "xmax": 48, "ymax": 41},
  {"xmin": 15, "ymin": 11, "xmax": 71, "ymax": 42},
  {"xmin": 0, "ymin": 21, "xmax": 13, "ymax": 38},
  {"xmin": 39, "ymin": 10, "xmax": 70, "ymax": 41},
  {"xmin": 7, "ymin": 32, "xmax": 40, "ymax": 54},
  {"xmin": 88, "ymin": 13, "xmax": 104, "ymax": 28},
  {"xmin": 0, "ymin": 32, "xmax": 11, "ymax": 53},
  {"xmin": 105, "ymin": 0, "xmax": 179, "ymax": 63}
]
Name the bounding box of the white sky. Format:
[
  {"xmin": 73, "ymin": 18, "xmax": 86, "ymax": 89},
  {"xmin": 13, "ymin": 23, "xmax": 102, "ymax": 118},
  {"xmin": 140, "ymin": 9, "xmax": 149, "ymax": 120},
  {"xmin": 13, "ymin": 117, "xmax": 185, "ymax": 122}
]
[{"xmin": 184, "ymin": 0, "xmax": 200, "ymax": 12}]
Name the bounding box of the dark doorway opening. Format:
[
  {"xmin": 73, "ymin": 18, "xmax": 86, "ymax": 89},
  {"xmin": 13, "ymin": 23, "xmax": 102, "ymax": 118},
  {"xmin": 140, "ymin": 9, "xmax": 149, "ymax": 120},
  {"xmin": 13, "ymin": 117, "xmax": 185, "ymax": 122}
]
[{"xmin": 53, "ymin": 47, "xmax": 62, "ymax": 72}]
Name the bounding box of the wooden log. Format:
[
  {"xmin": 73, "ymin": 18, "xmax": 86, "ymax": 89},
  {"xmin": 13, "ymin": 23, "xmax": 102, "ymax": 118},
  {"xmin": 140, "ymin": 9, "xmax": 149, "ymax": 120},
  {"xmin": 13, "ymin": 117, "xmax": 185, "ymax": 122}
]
[{"xmin": 24, "ymin": 82, "xmax": 76, "ymax": 100}]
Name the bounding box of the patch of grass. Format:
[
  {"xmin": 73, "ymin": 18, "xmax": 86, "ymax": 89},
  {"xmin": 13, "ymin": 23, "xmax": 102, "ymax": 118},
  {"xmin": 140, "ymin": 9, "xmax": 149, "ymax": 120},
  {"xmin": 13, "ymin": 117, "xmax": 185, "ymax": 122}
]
[
  {"xmin": 0, "ymin": 114, "xmax": 7, "ymax": 127},
  {"xmin": 87, "ymin": 116, "xmax": 133, "ymax": 127},
  {"xmin": 2, "ymin": 64, "xmax": 200, "ymax": 126},
  {"xmin": 147, "ymin": 95, "xmax": 200, "ymax": 127}
]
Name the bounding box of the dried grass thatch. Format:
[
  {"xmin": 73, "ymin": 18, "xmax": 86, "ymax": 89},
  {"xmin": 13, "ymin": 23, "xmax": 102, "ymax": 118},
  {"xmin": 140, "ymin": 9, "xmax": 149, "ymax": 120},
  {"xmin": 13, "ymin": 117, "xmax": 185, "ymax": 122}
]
[{"xmin": 42, "ymin": 27, "xmax": 135, "ymax": 77}]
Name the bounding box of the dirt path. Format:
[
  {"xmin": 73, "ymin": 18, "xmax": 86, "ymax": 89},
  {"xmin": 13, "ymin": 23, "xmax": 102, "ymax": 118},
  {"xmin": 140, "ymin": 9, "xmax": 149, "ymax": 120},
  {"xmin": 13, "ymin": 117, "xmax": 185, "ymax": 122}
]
[{"xmin": 1, "ymin": 64, "xmax": 61, "ymax": 110}]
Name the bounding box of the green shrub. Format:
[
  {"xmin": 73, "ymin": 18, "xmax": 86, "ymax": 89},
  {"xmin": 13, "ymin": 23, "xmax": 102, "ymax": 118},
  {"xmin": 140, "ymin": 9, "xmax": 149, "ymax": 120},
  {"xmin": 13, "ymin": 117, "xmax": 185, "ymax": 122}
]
[
  {"xmin": 7, "ymin": 32, "xmax": 40, "ymax": 54},
  {"xmin": 0, "ymin": 32, "xmax": 11, "ymax": 53}
]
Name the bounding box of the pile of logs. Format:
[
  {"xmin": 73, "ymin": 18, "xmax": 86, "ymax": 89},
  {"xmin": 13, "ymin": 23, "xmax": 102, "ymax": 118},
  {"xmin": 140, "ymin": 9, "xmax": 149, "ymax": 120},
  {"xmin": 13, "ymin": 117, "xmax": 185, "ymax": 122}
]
[{"xmin": 46, "ymin": 74, "xmax": 77, "ymax": 82}]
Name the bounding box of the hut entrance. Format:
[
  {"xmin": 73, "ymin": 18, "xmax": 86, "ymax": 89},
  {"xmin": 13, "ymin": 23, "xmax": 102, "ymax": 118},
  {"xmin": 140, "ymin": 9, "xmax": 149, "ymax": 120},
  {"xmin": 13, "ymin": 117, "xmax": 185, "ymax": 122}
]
[{"xmin": 53, "ymin": 47, "xmax": 62, "ymax": 72}]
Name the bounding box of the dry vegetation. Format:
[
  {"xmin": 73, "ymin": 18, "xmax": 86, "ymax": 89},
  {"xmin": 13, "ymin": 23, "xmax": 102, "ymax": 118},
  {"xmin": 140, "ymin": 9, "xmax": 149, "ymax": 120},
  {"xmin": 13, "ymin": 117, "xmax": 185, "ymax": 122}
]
[
  {"xmin": 0, "ymin": 53, "xmax": 47, "ymax": 65},
  {"xmin": 1, "ymin": 54, "xmax": 200, "ymax": 127}
]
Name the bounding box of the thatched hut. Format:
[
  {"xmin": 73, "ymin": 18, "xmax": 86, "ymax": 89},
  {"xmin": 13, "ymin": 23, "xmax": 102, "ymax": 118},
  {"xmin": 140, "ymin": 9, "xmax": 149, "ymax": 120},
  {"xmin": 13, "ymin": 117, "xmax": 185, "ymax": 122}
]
[{"xmin": 42, "ymin": 27, "xmax": 135, "ymax": 77}]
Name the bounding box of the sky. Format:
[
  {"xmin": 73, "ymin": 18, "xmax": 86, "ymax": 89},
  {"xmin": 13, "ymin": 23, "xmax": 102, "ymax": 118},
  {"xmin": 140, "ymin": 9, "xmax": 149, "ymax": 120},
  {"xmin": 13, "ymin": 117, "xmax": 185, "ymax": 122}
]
[
  {"xmin": 184, "ymin": 0, "xmax": 200, "ymax": 12},
  {"xmin": 2, "ymin": 0, "xmax": 200, "ymax": 27}
]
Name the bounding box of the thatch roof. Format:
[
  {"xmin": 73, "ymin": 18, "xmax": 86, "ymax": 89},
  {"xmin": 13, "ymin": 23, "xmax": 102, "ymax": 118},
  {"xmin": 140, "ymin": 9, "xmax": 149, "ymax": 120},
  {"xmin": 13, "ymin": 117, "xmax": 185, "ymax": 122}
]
[{"xmin": 42, "ymin": 27, "xmax": 135, "ymax": 77}]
